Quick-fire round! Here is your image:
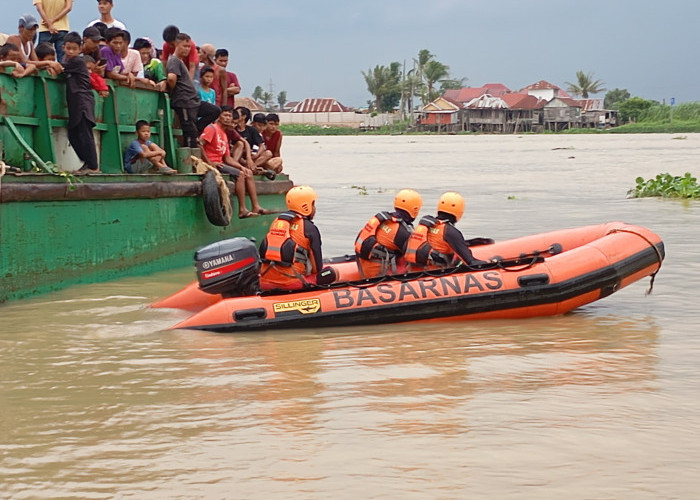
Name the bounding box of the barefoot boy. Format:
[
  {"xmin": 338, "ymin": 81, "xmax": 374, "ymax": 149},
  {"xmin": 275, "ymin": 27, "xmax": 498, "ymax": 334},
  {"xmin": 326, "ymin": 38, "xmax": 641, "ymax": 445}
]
[
  {"xmin": 124, "ymin": 120, "xmax": 176, "ymax": 174},
  {"xmin": 61, "ymin": 32, "xmax": 100, "ymax": 173}
]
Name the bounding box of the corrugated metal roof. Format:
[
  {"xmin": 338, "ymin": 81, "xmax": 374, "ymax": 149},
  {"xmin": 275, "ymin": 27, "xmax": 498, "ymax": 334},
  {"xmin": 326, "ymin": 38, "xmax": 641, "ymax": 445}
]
[
  {"xmin": 545, "ymin": 97, "xmax": 582, "ymax": 108},
  {"xmin": 467, "ymin": 94, "xmax": 508, "ymax": 109},
  {"xmin": 455, "ymin": 87, "xmax": 489, "ymax": 103},
  {"xmin": 290, "ymin": 98, "xmax": 350, "ymax": 113},
  {"xmin": 577, "ymin": 98, "xmax": 604, "ymax": 111},
  {"xmin": 501, "ymin": 93, "xmax": 545, "ymax": 110},
  {"xmin": 421, "ymin": 96, "xmax": 463, "ymax": 113},
  {"xmin": 522, "ymin": 80, "xmax": 558, "ymax": 91},
  {"xmin": 283, "ymin": 101, "xmax": 299, "ymax": 112},
  {"xmin": 235, "ymin": 97, "xmax": 267, "ymax": 112},
  {"xmin": 443, "ymin": 83, "xmax": 511, "ymax": 104},
  {"xmin": 481, "ymin": 83, "xmax": 511, "ymax": 96},
  {"xmin": 521, "ymin": 80, "xmax": 572, "ymax": 99}
]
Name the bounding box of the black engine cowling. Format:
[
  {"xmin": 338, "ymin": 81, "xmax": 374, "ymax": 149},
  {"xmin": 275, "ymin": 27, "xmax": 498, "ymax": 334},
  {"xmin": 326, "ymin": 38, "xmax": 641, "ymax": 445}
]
[{"xmin": 195, "ymin": 238, "xmax": 260, "ymax": 296}]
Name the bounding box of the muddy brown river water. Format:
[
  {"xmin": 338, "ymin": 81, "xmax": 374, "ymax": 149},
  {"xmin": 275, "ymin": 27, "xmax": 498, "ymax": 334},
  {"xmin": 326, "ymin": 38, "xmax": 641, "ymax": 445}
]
[{"xmin": 1, "ymin": 134, "xmax": 699, "ymax": 498}]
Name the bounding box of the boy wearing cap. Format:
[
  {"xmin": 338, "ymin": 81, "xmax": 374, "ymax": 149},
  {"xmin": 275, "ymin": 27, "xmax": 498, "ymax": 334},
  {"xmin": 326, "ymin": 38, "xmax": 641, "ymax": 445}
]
[
  {"xmin": 81, "ymin": 27, "xmax": 104, "ymax": 69},
  {"xmin": 88, "ymin": 0, "xmax": 126, "ymax": 30},
  {"xmin": 33, "ymin": 0, "xmax": 73, "ymax": 63},
  {"xmin": 6, "ymin": 14, "xmax": 63, "ymax": 76}
]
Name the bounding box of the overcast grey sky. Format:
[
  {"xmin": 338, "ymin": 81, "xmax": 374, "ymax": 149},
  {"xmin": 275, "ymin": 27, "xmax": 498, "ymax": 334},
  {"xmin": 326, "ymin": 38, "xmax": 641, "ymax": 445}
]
[{"xmin": 6, "ymin": 0, "xmax": 699, "ymax": 107}]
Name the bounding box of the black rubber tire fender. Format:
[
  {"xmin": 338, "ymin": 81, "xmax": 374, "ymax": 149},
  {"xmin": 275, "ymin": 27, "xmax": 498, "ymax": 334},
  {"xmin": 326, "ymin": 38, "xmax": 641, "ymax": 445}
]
[{"xmin": 202, "ymin": 170, "xmax": 231, "ymax": 226}]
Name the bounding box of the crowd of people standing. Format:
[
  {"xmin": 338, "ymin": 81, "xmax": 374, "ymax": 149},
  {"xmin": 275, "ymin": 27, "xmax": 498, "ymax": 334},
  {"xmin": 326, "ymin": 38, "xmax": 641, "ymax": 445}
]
[{"xmin": 1, "ymin": 0, "xmax": 285, "ymax": 186}]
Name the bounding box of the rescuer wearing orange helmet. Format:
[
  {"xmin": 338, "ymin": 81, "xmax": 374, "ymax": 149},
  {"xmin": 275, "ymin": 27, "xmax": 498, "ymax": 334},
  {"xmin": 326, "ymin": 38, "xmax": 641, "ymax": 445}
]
[
  {"xmin": 354, "ymin": 188, "xmax": 423, "ymax": 278},
  {"xmin": 405, "ymin": 191, "xmax": 489, "ymax": 269},
  {"xmin": 259, "ymin": 185, "xmax": 336, "ymax": 290}
]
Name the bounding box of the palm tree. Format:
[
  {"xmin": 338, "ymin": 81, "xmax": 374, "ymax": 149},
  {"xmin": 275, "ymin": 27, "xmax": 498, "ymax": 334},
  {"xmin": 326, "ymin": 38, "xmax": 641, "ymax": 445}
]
[
  {"xmin": 401, "ymin": 68, "xmax": 421, "ymax": 116},
  {"xmin": 277, "ymin": 91, "xmax": 287, "ymax": 110},
  {"xmin": 363, "ymin": 65, "xmax": 385, "ymax": 111},
  {"xmin": 413, "ymin": 49, "xmax": 434, "ymax": 105},
  {"xmin": 566, "ymin": 70, "xmax": 606, "ymax": 98},
  {"xmin": 252, "ymin": 86, "xmax": 265, "ymax": 102},
  {"xmin": 362, "ymin": 63, "xmax": 401, "ymax": 112},
  {"xmin": 423, "ymin": 60, "xmax": 450, "ymax": 103},
  {"xmin": 262, "ymin": 91, "xmax": 274, "ymax": 109}
]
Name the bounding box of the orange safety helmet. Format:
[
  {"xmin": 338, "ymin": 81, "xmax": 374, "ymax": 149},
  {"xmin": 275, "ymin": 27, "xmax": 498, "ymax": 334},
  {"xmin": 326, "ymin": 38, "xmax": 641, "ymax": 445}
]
[
  {"xmin": 438, "ymin": 191, "xmax": 465, "ymax": 221},
  {"xmin": 394, "ymin": 189, "xmax": 423, "ymax": 219},
  {"xmin": 286, "ymin": 185, "xmax": 318, "ymax": 216}
]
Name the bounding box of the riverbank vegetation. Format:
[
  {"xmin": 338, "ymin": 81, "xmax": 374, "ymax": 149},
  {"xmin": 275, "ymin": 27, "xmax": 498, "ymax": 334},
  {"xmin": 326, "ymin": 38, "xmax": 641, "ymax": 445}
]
[
  {"xmin": 628, "ymin": 173, "xmax": 700, "ymax": 198},
  {"xmin": 281, "ymin": 120, "xmax": 416, "ymax": 136},
  {"xmin": 611, "ymin": 101, "xmax": 700, "ymax": 133}
]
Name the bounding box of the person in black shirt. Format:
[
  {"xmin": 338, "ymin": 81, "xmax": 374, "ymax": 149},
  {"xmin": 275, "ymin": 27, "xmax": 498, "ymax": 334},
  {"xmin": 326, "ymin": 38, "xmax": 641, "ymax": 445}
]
[
  {"xmin": 166, "ymin": 32, "xmax": 219, "ymax": 148},
  {"xmin": 233, "ymin": 107, "xmax": 276, "ymax": 179},
  {"xmin": 62, "ymin": 31, "xmax": 99, "ymax": 173}
]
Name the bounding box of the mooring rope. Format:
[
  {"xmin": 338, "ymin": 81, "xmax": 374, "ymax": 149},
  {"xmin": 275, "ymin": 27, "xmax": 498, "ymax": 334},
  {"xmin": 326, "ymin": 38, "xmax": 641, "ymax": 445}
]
[
  {"xmin": 608, "ymin": 228, "xmax": 664, "ymax": 295},
  {"xmin": 191, "ymin": 155, "xmax": 232, "ymax": 222},
  {"xmin": 0, "ymin": 161, "xmax": 6, "ymax": 190}
]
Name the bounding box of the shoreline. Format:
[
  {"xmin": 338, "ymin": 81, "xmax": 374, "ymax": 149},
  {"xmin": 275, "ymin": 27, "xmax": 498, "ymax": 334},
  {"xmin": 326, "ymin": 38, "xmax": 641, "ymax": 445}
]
[{"xmin": 280, "ymin": 122, "xmax": 700, "ymax": 136}]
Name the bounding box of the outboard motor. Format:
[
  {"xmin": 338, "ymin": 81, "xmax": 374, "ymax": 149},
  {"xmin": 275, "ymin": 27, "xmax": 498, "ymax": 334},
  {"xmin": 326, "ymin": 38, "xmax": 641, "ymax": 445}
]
[{"xmin": 195, "ymin": 238, "xmax": 261, "ymax": 297}]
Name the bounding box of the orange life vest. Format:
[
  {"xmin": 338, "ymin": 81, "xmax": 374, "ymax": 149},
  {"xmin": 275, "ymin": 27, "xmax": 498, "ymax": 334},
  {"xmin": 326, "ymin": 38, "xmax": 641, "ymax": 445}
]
[
  {"xmin": 404, "ymin": 216, "xmax": 453, "ymax": 266},
  {"xmin": 354, "ymin": 211, "xmax": 404, "ymax": 260},
  {"xmin": 260, "ymin": 212, "xmax": 315, "ymax": 275}
]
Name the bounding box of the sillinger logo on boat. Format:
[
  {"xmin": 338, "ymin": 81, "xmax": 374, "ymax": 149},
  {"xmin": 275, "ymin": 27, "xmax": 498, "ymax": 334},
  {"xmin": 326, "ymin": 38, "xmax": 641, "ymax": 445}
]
[
  {"xmin": 273, "ymin": 298, "xmax": 322, "ymax": 315},
  {"xmin": 201, "ymin": 253, "xmax": 235, "ymax": 270}
]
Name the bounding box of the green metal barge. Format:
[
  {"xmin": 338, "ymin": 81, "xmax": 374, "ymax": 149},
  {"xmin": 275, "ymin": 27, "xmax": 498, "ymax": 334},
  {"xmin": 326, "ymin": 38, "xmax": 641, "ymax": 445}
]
[{"xmin": 0, "ymin": 68, "xmax": 290, "ymax": 303}]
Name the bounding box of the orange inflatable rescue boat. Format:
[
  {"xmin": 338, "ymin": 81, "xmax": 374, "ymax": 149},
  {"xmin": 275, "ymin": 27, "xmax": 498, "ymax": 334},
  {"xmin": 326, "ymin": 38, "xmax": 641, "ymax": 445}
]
[{"xmin": 153, "ymin": 222, "xmax": 664, "ymax": 332}]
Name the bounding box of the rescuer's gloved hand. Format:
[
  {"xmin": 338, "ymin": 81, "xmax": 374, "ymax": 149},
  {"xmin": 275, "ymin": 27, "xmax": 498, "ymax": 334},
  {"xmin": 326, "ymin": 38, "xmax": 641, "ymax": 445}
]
[{"xmin": 317, "ymin": 266, "xmax": 337, "ymax": 285}]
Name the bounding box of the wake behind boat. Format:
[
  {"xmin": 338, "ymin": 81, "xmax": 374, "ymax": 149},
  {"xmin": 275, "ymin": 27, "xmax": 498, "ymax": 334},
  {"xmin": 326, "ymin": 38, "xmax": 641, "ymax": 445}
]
[{"xmin": 152, "ymin": 221, "xmax": 664, "ymax": 332}]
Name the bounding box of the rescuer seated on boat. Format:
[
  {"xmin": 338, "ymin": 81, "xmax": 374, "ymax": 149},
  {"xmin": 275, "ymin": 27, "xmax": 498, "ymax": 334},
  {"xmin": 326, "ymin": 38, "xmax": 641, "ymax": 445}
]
[
  {"xmin": 355, "ymin": 189, "xmax": 423, "ymax": 279},
  {"xmin": 405, "ymin": 191, "xmax": 490, "ymax": 270},
  {"xmin": 258, "ymin": 186, "xmax": 337, "ymax": 291}
]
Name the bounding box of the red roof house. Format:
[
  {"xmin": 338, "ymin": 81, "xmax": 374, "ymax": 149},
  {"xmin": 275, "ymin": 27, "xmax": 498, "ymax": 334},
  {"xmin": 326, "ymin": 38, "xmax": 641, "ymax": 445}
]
[{"xmin": 520, "ymin": 80, "xmax": 572, "ymax": 101}]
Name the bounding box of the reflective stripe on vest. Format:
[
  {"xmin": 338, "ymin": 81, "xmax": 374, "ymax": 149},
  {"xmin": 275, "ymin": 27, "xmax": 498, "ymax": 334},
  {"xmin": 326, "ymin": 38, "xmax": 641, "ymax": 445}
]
[
  {"xmin": 405, "ymin": 215, "xmax": 452, "ymax": 266},
  {"xmin": 261, "ymin": 212, "xmax": 312, "ymax": 273},
  {"xmin": 355, "ymin": 211, "xmax": 394, "ymax": 259}
]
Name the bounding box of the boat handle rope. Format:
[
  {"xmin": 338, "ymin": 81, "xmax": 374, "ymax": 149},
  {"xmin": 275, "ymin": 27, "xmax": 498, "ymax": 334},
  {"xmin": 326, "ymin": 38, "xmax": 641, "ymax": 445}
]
[
  {"xmin": 489, "ymin": 253, "xmax": 542, "ymax": 273},
  {"xmin": 608, "ymin": 228, "xmax": 663, "ymax": 295},
  {"xmin": 307, "ymin": 249, "xmax": 552, "ymax": 292}
]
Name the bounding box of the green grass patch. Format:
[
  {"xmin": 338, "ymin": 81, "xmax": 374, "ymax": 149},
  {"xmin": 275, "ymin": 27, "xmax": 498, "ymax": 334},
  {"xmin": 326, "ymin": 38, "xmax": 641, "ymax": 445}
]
[
  {"xmin": 628, "ymin": 172, "xmax": 700, "ymax": 198},
  {"xmin": 280, "ymin": 124, "xmax": 361, "ymax": 136},
  {"xmin": 280, "ymin": 119, "xmax": 416, "ymax": 136},
  {"xmin": 611, "ymin": 121, "xmax": 700, "ymax": 134}
]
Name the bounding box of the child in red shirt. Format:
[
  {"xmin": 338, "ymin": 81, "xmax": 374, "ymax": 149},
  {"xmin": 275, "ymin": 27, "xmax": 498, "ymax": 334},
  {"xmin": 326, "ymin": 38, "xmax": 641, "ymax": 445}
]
[{"xmin": 84, "ymin": 55, "xmax": 109, "ymax": 97}]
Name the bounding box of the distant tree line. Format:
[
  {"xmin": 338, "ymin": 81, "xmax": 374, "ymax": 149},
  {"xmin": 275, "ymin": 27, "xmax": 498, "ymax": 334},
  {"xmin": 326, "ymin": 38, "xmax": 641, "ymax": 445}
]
[
  {"xmin": 252, "ymin": 86, "xmax": 288, "ymax": 111},
  {"xmin": 362, "ymin": 49, "xmax": 466, "ymax": 114},
  {"xmin": 361, "ymin": 58, "xmax": 695, "ymax": 127}
]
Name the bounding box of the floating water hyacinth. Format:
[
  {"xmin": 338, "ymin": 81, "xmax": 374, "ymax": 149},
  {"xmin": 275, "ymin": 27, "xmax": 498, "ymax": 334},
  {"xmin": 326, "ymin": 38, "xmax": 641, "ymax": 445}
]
[{"xmin": 628, "ymin": 172, "xmax": 700, "ymax": 198}]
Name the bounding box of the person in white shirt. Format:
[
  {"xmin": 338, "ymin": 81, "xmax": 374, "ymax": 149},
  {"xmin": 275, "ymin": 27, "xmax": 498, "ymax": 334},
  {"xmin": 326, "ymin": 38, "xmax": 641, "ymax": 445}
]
[{"xmin": 87, "ymin": 0, "xmax": 126, "ymax": 30}]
